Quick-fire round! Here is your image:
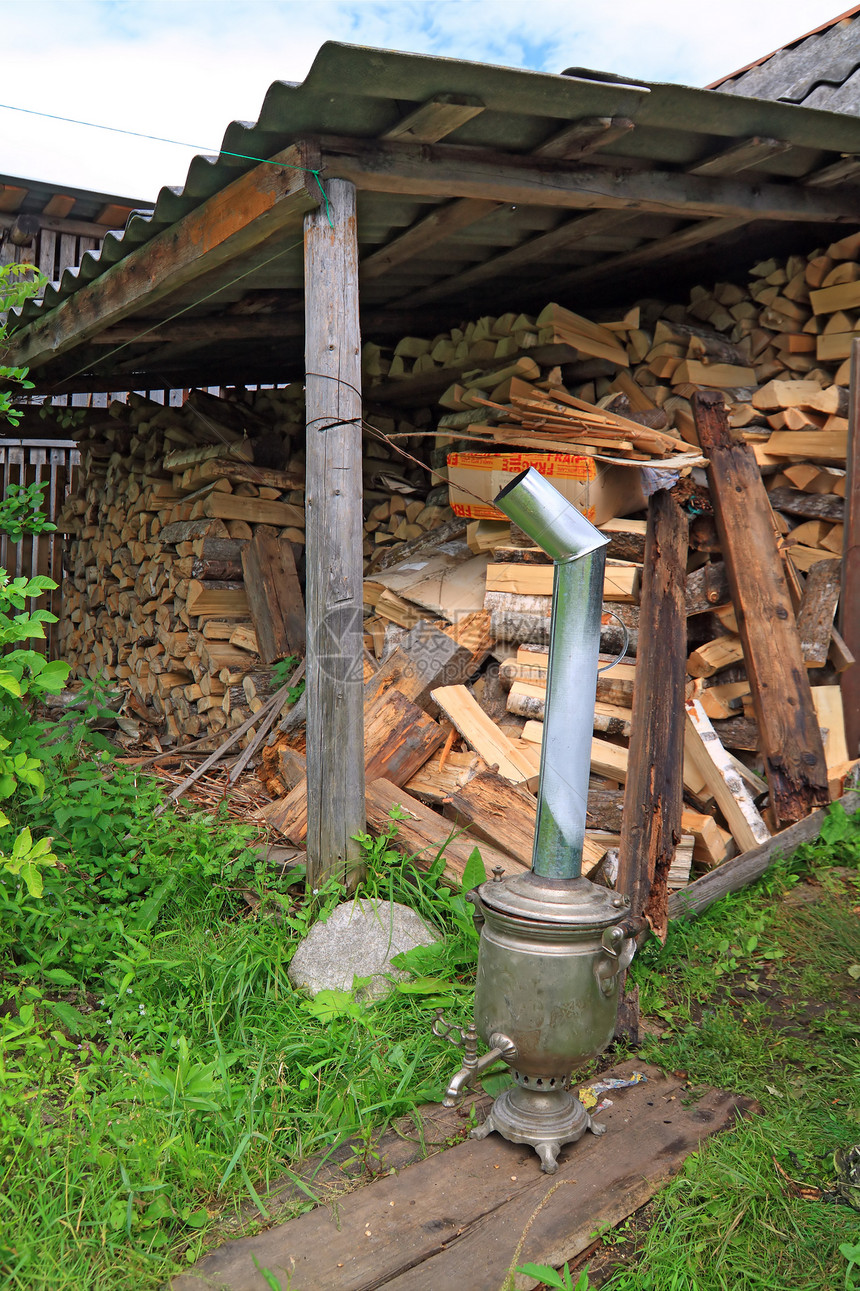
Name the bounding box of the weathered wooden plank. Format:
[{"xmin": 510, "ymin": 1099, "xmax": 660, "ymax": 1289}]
[
  {"xmin": 693, "ymin": 391, "xmax": 829, "ymax": 825},
  {"xmin": 842, "ymin": 339, "xmax": 860, "ymax": 758},
  {"xmin": 670, "ymin": 792, "xmax": 860, "ymax": 922},
  {"xmin": 796, "ymin": 557, "xmax": 842, "ymax": 667},
  {"xmin": 303, "ymin": 178, "xmax": 365, "ymax": 886},
  {"xmin": 240, "ymin": 525, "xmax": 305, "ymax": 664},
  {"xmin": 618, "ymin": 490, "xmax": 688, "ymax": 938},
  {"xmin": 321, "ymin": 135, "xmax": 860, "ymax": 223},
  {"xmin": 8, "ymin": 142, "xmax": 320, "ymax": 370},
  {"xmin": 169, "ymin": 1061, "xmax": 752, "ymax": 1291}
]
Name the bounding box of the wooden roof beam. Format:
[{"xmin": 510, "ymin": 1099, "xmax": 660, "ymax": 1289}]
[
  {"xmin": 92, "ymin": 314, "xmax": 307, "ymax": 343},
  {"xmin": 804, "ymin": 155, "xmax": 860, "ymax": 188},
  {"xmin": 360, "ymin": 196, "xmax": 502, "ymax": 282},
  {"xmin": 689, "ymin": 136, "xmax": 793, "ymax": 176},
  {"xmin": 401, "ymin": 209, "xmax": 640, "ymax": 308},
  {"xmin": 526, "ymin": 215, "xmax": 749, "ymax": 298},
  {"xmin": 534, "ymin": 116, "xmax": 635, "ymax": 161},
  {"xmin": 6, "ymin": 141, "xmax": 321, "ymax": 371},
  {"xmin": 41, "ymin": 194, "xmax": 77, "ymax": 218},
  {"xmin": 0, "ymin": 185, "xmax": 28, "ymax": 214},
  {"xmin": 360, "ymin": 116, "xmax": 636, "ymax": 286},
  {"xmin": 321, "ymin": 136, "xmax": 860, "ymax": 223},
  {"xmin": 0, "ymin": 210, "xmax": 113, "ymax": 241},
  {"xmin": 381, "ymin": 94, "xmax": 485, "ymax": 144}
]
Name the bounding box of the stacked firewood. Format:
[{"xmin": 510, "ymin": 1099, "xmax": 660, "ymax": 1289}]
[{"xmin": 55, "ymin": 386, "xmax": 438, "ymax": 747}]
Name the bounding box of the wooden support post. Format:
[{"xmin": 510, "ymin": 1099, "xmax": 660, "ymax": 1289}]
[
  {"xmin": 304, "ymin": 178, "xmax": 365, "ymax": 888},
  {"xmin": 618, "ymin": 489, "xmax": 688, "ymax": 940},
  {"xmin": 841, "ymin": 340, "xmax": 860, "ymax": 757},
  {"xmin": 693, "ymin": 391, "xmax": 829, "ymax": 825}
]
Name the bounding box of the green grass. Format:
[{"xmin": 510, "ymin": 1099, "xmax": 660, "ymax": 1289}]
[
  {"xmin": 2, "ymin": 748, "xmax": 858, "ymax": 1291},
  {"xmin": 0, "ymin": 757, "xmax": 483, "ymax": 1289},
  {"xmin": 597, "ymin": 811, "xmax": 860, "ymax": 1291}
]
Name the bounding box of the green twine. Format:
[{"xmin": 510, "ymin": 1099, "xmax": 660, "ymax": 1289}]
[{"xmin": 0, "ymin": 101, "xmax": 334, "ymax": 227}]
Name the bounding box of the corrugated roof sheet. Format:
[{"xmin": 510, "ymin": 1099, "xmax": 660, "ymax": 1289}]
[
  {"xmin": 0, "ymin": 173, "xmax": 151, "ymax": 224},
  {"xmin": 9, "ymin": 41, "xmax": 860, "ymax": 393},
  {"xmin": 15, "ymin": 41, "xmax": 860, "ymax": 331},
  {"xmin": 711, "ymin": 7, "xmax": 860, "ymax": 112}
]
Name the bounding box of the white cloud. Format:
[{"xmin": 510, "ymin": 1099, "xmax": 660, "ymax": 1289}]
[{"xmin": 0, "ymin": 0, "xmax": 848, "ymax": 196}]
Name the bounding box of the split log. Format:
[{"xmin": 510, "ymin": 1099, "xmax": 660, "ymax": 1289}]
[
  {"xmin": 366, "ymin": 778, "xmax": 526, "ymax": 882},
  {"xmin": 430, "ymin": 685, "xmax": 535, "ymax": 783},
  {"xmin": 693, "ymin": 391, "xmax": 829, "ymax": 825},
  {"xmin": 767, "ymin": 488, "xmax": 844, "ymax": 523},
  {"xmin": 443, "ymin": 769, "xmax": 537, "ymax": 868},
  {"xmin": 363, "ymin": 621, "xmax": 475, "ymax": 712},
  {"xmin": 259, "ymin": 687, "xmax": 446, "ymax": 842},
  {"xmin": 796, "ymin": 557, "xmax": 842, "ymax": 667},
  {"xmin": 684, "ymin": 698, "xmax": 770, "ymax": 852},
  {"xmin": 685, "ymin": 562, "xmax": 730, "ymax": 615},
  {"xmin": 241, "ymin": 525, "xmax": 305, "ymax": 663},
  {"xmin": 586, "ymin": 787, "xmax": 626, "ymax": 832}
]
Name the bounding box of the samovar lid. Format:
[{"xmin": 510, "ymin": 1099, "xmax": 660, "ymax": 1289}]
[{"xmin": 477, "ymin": 871, "xmax": 630, "ymax": 926}]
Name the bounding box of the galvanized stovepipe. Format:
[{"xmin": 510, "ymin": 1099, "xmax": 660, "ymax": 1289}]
[{"xmin": 494, "ymin": 467, "xmax": 610, "ymax": 881}]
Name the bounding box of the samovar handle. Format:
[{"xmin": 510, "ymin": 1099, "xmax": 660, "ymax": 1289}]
[{"xmin": 594, "ymin": 917, "xmax": 650, "ymax": 996}]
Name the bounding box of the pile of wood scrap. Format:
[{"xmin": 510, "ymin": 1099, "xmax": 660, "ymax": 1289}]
[
  {"xmin": 307, "ymin": 240, "xmax": 858, "ymax": 889},
  {"xmin": 254, "ymin": 613, "xmax": 685, "ymax": 885}
]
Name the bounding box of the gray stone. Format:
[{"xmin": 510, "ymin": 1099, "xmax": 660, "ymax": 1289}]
[{"xmin": 287, "ymin": 898, "xmax": 440, "ymax": 1000}]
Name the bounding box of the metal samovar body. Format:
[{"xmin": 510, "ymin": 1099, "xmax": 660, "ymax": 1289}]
[{"xmin": 434, "ymin": 468, "xmax": 645, "ymax": 1173}]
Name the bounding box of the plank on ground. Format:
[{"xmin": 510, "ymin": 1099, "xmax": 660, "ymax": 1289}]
[
  {"xmin": 169, "ymin": 1061, "xmax": 753, "ymax": 1291},
  {"xmin": 670, "ymin": 791, "xmax": 860, "ymax": 921}
]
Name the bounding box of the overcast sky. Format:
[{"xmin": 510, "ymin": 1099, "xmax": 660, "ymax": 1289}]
[{"xmin": 0, "ymin": 0, "xmax": 849, "ymax": 201}]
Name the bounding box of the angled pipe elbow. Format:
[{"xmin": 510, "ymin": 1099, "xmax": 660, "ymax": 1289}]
[{"xmin": 494, "ymin": 469, "xmax": 610, "ymax": 882}]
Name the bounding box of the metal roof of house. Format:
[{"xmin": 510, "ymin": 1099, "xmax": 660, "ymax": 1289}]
[
  {"xmin": 710, "ymin": 6, "xmax": 860, "ymax": 112},
  {"xmin": 8, "ymin": 41, "xmax": 860, "ymax": 395}
]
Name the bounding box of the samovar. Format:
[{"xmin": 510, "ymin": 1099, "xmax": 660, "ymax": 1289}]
[{"xmin": 434, "ymin": 468, "xmax": 646, "ymax": 1173}]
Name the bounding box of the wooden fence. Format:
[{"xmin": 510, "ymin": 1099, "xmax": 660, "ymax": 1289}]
[{"xmin": 0, "ymin": 438, "xmax": 79, "ymax": 656}]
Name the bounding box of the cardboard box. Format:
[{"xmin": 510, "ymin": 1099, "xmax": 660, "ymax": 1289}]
[{"xmin": 447, "ymin": 451, "xmax": 646, "ymax": 526}]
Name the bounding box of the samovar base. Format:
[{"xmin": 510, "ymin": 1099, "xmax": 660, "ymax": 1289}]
[{"xmin": 471, "ymin": 1079, "xmax": 606, "ymax": 1174}]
